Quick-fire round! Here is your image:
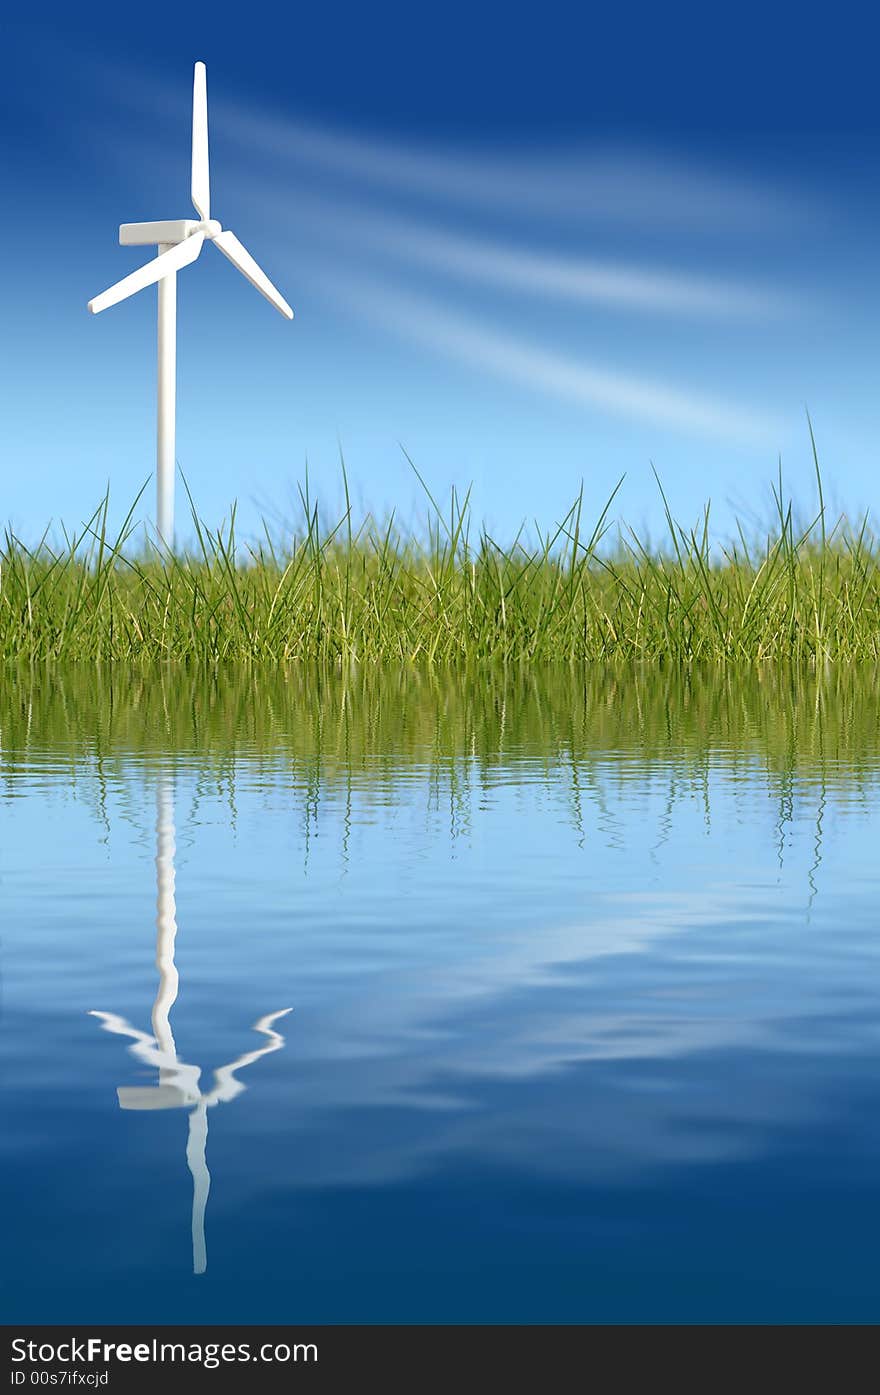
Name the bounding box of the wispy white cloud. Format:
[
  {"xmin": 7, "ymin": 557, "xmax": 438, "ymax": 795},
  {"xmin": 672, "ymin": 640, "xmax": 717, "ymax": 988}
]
[
  {"xmin": 72, "ymin": 48, "xmax": 812, "ymax": 233},
  {"xmin": 237, "ymin": 185, "xmax": 792, "ymax": 319},
  {"xmin": 318, "ymin": 273, "xmax": 783, "ymax": 440},
  {"xmin": 346, "ymin": 216, "xmax": 790, "ymax": 318},
  {"xmin": 218, "ymin": 102, "xmax": 809, "ymax": 232}
]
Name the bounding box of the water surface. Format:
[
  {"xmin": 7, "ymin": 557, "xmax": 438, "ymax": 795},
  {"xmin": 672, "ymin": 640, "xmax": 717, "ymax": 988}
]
[{"xmin": 2, "ymin": 667, "xmax": 879, "ymax": 1323}]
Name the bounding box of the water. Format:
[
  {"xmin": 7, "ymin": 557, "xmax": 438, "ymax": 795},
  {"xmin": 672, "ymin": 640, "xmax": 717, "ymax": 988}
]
[{"xmin": 2, "ymin": 667, "xmax": 879, "ymax": 1324}]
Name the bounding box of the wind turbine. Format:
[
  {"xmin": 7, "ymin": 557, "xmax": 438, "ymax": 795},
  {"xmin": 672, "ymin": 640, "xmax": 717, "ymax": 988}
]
[
  {"xmin": 91, "ymin": 775, "xmax": 292, "ymax": 1275},
  {"xmin": 88, "ymin": 62, "xmax": 294, "ymax": 546}
]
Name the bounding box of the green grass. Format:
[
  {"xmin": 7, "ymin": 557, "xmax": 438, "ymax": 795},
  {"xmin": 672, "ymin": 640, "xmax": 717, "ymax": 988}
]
[{"xmin": 4, "ymin": 454, "xmax": 880, "ymax": 662}]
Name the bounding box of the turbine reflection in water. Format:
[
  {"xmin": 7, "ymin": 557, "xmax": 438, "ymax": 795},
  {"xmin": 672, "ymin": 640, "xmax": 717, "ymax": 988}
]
[{"xmin": 90, "ymin": 775, "xmax": 292, "ymax": 1274}]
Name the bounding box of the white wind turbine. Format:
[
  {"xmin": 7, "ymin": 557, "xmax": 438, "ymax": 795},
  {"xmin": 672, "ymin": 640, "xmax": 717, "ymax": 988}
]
[{"xmin": 88, "ymin": 61, "xmax": 294, "ymax": 545}]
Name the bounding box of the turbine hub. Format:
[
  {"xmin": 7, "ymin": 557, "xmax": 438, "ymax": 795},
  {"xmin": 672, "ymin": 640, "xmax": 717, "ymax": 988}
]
[{"xmin": 199, "ymin": 219, "xmax": 222, "ymax": 239}]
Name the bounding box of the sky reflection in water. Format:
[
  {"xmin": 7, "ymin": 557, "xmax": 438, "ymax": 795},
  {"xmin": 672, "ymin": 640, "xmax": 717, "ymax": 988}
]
[{"xmin": 2, "ymin": 667, "xmax": 879, "ymax": 1322}]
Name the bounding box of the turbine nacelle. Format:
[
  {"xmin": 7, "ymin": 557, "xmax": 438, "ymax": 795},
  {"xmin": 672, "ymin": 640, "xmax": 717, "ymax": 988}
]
[
  {"xmin": 119, "ymin": 220, "xmax": 198, "ymax": 247},
  {"xmin": 119, "ymin": 219, "xmax": 223, "ymax": 247}
]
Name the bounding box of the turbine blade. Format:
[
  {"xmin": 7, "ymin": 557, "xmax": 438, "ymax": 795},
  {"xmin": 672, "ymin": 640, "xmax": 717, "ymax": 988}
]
[
  {"xmin": 212, "ymin": 230, "xmax": 294, "ymax": 319},
  {"xmin": 192, "ymin": 61, "xmax": 210, "ymax": 221},
  {"xmin": 88, "ymin": 234, "xmax": 205, "ymax": 314}
]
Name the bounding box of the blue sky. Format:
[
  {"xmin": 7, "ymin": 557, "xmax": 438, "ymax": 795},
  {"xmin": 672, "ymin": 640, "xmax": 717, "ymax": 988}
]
[{"xmin": 5, "ymin": 4, "xmax": 880, "ymax": 547}]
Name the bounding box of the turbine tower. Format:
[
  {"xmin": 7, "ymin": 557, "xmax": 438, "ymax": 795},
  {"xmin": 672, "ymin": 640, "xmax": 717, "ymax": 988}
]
[
  {"xmin": 88, "ymin": 62, "xmax": 294, "ymax": 546},
  {"xmin": 91, "ymin": 775, "xmax": 292, "ymax": 1275}
]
